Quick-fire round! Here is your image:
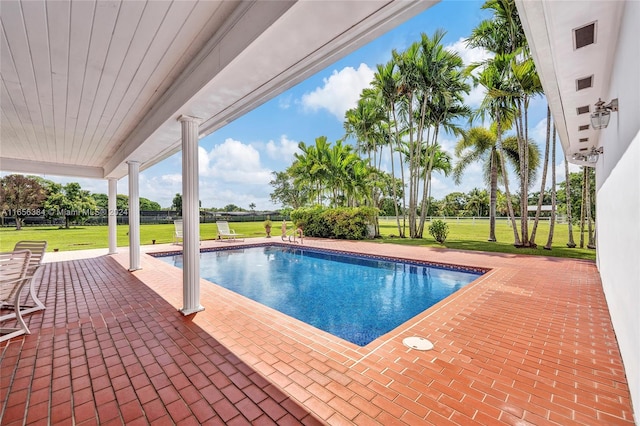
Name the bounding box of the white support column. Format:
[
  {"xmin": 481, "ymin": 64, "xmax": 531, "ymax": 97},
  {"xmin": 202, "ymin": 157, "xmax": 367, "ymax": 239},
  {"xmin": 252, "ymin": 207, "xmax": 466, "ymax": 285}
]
[
  {"xmin": 179, "ymin": 115, "xmax": 204, "ymax": 315},
  {"xmin": 128, "ymin": 161, "xmax": 141, "ymax": 271},
  {"xmin": 108, "ymin": 178, "xmax": 118, "ymax": 254}
]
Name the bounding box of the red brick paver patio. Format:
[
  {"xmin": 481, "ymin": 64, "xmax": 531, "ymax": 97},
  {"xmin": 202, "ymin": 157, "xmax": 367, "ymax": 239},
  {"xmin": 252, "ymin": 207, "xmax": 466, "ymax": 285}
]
[{"xmin": 1, "ymin": 238, "xmax": 634, "ymax": 425}]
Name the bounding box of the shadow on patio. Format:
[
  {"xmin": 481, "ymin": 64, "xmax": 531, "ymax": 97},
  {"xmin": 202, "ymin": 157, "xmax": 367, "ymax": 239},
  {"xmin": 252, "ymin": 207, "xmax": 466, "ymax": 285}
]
[
  {"xmin": 1, "ymin": 239, "xmax": 635, "ymax": 425},
  {"xmin": 0, "ymin": 255, "xmax": 321, "ymax": 425}
]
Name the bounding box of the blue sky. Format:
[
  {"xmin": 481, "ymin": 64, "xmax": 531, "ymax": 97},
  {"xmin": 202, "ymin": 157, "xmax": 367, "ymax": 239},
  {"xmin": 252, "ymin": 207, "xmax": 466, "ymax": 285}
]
[{"xmin": 30, "ymin": 0, "xmax": 563, "ymax": 210}]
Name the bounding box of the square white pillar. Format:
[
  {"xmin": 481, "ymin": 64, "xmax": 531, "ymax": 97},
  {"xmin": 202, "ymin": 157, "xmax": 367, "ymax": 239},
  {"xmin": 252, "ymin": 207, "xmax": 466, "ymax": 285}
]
[
  {"xmin": 128, "ymin": 161, "xmax": 141, "ymax": 271},
  {"xmin": 108, "ymin": 178, "xmax": 118, "ymax": 254}
]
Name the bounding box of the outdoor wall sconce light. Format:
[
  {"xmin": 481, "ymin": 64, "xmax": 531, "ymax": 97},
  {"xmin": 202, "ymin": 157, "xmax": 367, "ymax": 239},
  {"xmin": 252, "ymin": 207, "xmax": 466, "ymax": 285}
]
[
  {"xmin": 572, "ymin": 146, "xmax": 604, "ymax": 164},
  {"xmin": 590, "ymin": 98, "xmax": 618, "ymax": 129}
]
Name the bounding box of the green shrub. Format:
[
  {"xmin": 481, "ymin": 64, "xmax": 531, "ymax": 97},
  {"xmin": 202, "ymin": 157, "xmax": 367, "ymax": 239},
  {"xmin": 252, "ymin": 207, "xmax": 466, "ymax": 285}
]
[
  {"xmin": 428, "ymin": 219, "xmax": 449, "ymax": 244},
  {"xmin": 290, "ymin": 206, "xmax": 377, "ymax": 240},
  {"xmin": 290, "ymin": 206, "xmax": 331, "ymax": 238}
]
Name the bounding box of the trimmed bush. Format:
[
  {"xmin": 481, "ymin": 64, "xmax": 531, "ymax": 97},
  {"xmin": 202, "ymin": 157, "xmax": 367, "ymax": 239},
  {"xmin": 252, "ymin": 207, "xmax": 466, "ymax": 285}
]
[
  {"xmin": 428, "ymin": 219, "xmax": 449, "ymax": 244},
  {"xmin": 291, "ymin": 206, "xmax": 376, "ymax": 240}
]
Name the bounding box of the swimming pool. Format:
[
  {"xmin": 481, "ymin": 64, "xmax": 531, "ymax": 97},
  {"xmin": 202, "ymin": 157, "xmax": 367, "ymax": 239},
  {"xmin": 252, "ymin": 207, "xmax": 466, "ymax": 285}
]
[{"xmin": 158, "ymin": 245, "xmax": 482, "ymax": 346}]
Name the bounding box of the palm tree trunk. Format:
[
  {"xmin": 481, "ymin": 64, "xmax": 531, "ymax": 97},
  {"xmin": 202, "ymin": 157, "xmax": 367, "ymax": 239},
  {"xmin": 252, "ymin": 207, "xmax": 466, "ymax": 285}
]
[
  {"xmin": 405, "ymin": 94, "xmax": 417, "ymax": 239},
  {"xmin": 586, "ymin": 167, "xmax": 596, "ymax": 249},
  {"xmin": 531, "ymin": 105, "xmax": 551, "ymax": 246},
  {"xmin": 544, "ymin": 124, "xmax": 557, "ymax": 250},
  {"xmin": 389, "ymin": 111, "xmax": 404, "ymax": 238},
  {"xmin": 579, "ymin": 167, "xmax": 587, "ymax": 248},
  {"xmin": 497, "ymin": 116, "xmax": 521, "ymax": 246},
  {"xmin": 418, "ymin": 128, "xmax": 438, "ymax": 238},
  {"xmin": 517, "ymin": 99, "xmax": 530, "ymax": 247},
  {"xmin": 565, "ymin": 156, "xmax": 576, "ymax": 248},
  {"xmin": 488, "ymin": 148, "xmax": 498, "ymax": 242}
]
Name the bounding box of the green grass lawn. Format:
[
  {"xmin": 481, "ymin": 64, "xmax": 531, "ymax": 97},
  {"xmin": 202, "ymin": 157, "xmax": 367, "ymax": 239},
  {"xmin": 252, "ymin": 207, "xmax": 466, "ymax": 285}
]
[
  {"xmin": 0, "ymin": 218, "xmax": 595, "ymax": 261},
  {"xmin": 377, "ymin": 218, "xmax": 595, "ymax": 261}
]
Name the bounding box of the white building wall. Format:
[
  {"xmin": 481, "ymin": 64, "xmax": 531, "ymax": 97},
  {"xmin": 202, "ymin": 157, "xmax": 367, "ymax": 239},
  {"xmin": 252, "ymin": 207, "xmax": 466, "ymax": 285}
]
[{"xmin": 595, "ymin": 0, "xmax": 640, "ymax": 418}]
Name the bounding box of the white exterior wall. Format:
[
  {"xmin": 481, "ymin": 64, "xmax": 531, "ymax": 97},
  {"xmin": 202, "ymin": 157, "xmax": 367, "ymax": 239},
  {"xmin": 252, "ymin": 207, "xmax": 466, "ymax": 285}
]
[{"xmin": 595, "ymin": 0, "xmax": 640, "ymax": 417}]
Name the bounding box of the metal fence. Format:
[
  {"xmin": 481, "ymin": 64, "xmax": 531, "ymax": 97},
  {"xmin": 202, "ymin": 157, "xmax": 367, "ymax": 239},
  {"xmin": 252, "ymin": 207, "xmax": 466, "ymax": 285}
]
[{"xmin": 1, "ymin": 211, "xmax": 288, "ymax": 227}]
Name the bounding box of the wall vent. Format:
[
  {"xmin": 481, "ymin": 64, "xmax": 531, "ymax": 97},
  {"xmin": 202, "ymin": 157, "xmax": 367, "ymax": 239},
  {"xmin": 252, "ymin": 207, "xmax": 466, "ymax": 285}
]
[
  {"xmin": 576, "ymin": 76, "xmax": 593, "ymax": 91},
  {"xmin": 574, "ymin": 22, "xmax": 596, "ymax": 49},
  {"xmin": 579, "ymin": 124, "xmax": 590, "ymax": 131},
  {"xmin": 577, "ymin": 105, "xmax": 590, "ymax": 115}
]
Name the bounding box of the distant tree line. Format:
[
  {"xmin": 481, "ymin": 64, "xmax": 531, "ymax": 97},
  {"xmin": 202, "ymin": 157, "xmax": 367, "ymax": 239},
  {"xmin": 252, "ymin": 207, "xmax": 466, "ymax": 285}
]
[{"xmin": 0, "ymin": 174, "xmax": 162, "ymax": 229}]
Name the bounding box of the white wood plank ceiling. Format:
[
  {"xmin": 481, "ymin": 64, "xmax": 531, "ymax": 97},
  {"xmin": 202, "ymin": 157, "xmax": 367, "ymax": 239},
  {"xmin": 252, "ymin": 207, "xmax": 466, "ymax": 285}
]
[{"xmin": 0, "ymin": 0, "xmax": 437, "ymax": 179}]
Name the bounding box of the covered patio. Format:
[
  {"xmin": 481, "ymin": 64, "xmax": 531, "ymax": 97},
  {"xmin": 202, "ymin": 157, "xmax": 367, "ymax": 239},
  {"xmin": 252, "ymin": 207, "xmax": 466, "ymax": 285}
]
[
  {"xmin": 1, "ymin": 239, "xmax": 633, "ymax": 425},
  {"xmin": 1, "ymin": 0, "xmax": 638, "ymax": 423}
]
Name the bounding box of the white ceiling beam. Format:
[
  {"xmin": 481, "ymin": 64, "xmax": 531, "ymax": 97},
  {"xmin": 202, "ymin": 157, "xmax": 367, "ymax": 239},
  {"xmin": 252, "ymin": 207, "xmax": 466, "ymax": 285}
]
[{"xmin": 0, "ymin": 157, "xmax": 104, "ymax": 179}]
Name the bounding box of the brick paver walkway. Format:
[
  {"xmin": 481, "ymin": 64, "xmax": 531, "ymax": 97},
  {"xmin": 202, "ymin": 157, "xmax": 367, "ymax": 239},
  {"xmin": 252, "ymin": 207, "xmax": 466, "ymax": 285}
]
[{"xmin": 1, "ymin": 238, "xmax": 634, "ymax": 425}]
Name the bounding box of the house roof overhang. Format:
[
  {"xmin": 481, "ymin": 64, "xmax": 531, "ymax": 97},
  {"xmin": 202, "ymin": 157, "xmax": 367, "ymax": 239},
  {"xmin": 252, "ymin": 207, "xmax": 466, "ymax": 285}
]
[
  {"xmin": 1, "ymin": 0, "xmax": 438, "ymax": 180},
  {"xmin": 515, "ymin": 0, "xmax": 625, "ymax": 165}
]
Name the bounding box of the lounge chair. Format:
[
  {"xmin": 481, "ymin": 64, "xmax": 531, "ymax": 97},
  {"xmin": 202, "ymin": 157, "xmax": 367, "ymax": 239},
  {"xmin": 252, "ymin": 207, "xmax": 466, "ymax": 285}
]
[
  {"xmin": 216, "ymin": 221, "xmax": 244, "ymax": 241},
  {"xmin": 174, "ymin": 219, "xmax": 183, "ymax": 244},
  {"xmin": 6, "ymin": 241, "xmax": 47, "ymax": 316},
  {"xmin": 0, "ymin": 250, "xmax": 33, "ymax": 342}
]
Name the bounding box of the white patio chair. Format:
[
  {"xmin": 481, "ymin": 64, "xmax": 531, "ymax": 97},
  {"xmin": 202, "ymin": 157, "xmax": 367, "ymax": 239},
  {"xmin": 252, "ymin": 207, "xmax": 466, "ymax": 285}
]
[
  {"xmin": 0, "ymin": 250, "xmax": 33, "ymax": 342},
  {"xmin": 174, "ymin": 219, "xmax": 183, "ymax": 244},
  {"xmin": 216, "ymin": 221, "xmax": 244, "ymax": 241},
  {"xmin": 5, "ymin": 241, "xmax": 47, "ymax": 316}
]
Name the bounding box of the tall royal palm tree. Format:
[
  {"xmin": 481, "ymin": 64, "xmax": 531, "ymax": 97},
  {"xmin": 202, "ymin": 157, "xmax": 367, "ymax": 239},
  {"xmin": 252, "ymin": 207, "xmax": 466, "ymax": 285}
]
[
  {"xmin": 544, "ymin": 124, "xmax": 557, "ymax": 250},
  {"xmin": 467, "ymin": 48, "xmax": 522, "ymax": 245},
  {"xmin": 344, "ymin": 89, "xmax": 388, "ymax": 212},
  {"xmin": 392, "ymin": 30, "xmax": 469, "ymax": 238},
  {"xmin": 467, "ymin": 0, "xmax": 540, "ymax": 247},
  {"xmin": 530, "ymin": 106, "xmax": 551, "ymax": 246},
  {"xmin": 344, "ymin": 89, "xmax": 386, "ymax": 168},
  {"xmin": 372, "ymin": 61, "xmax": 405, "ymax": 237},
  {"xmin": 454, "ymin": 126, "xmax": 500, "ymax": 241},
  {"xmin": 564, "ymin": 155, "xmax": 576, "ymax": 248},
  {"xmin": 417, "ymin": 143, "xmax": 455, "ymax": 237},
  {"xmin": 393, "ymin": 43, "xmax": 422, "ymax": 236},
  {"xmin": 290, "ymin": 137, "xmax": 331, "ymax": 205}
]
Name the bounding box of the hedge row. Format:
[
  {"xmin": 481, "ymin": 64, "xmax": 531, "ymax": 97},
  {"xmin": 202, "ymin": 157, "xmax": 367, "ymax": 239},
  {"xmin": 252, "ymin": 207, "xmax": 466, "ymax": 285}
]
[{"xmin": 290, "ymin": 206, "xmax": 377, "ymax": 240}]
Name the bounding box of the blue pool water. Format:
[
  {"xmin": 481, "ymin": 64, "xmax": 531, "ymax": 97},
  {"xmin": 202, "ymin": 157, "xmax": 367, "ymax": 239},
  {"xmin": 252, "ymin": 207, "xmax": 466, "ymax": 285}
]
[{"xmin": 159, "ymin": 246, "xmax": 482, "ymax": 346}]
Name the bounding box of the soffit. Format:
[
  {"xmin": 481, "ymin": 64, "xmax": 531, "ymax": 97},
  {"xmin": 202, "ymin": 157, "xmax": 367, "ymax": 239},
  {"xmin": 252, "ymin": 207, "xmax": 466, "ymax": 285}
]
[
  {"xmin": 516, "ymin": 0, "xmax": 625, "ymax": 165},
  {"xmin": 0, "ymin": 0, "xmax": 437, "ymax": 179}
]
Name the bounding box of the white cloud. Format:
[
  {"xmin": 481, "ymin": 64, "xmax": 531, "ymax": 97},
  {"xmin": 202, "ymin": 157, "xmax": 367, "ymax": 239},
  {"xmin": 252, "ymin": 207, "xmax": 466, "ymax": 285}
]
[
  {"xmin": 278, "ymin": 94, "xmax": 292, "ymax": 110},
  {"xmin": 446, "ymin": 37, "xmax": 493, "ymax": 67},
  {"xmin": 532, "ymin": 117, "xmax": 549, "ymax": 145},
  {"xmin": 301, "ymin": 63, "xmax": 375, "ymax": 120},
  {"xmin": 199, "ymin": 138, "xmax": 272, "ymax": 184},
  {"xmin": 266, "ymin": 135, "xmax": 300, "ymax": 163},
  {"xmin": 160, "ymin": 173, "xmax": 182, "ymax": 185}
]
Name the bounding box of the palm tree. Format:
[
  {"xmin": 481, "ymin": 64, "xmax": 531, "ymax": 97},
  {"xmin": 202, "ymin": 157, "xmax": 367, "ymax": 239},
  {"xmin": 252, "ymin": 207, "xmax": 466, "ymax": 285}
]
[
  {"xmin": 585, "ymin": 166, "xmax": 596, "ymax": 249},
  {"xmin": 530, "ymin": 106, "xmax": 551, "ymax": 246},
  {"xmin": 391, "ymin": 30, "xmax": 469, "ymax": 238},
  {"xmin": 417, "ymin": 143, "xmax": 454, "ymax": 237},
  {"xmin": 372, "ymin": 61, "xmax": 405, "ymax": 237},
  {"xmin": 467, "ymin": 0, "xmax": 540, "ymax": 247},
  {"xmin": 564, "ymin": 155, "xmax": 576, "ymax": 248},
  {"xmin": 344, "ymin": 89, "xmax": 386, "ymax": 167},
  {"xmin": 290, "ymin": 139, "xmax": 327, "ymax": 205},
  {"xmin": 466, "ymin": 188, "xmax": 489, "ymax": 217},
  {"xmin": 544, "ymin": 124, "xmax": 557, "ymax": 250},
  {"xmin": 579, "ymin": 167, "xmax": 587, "ymax": 248},
  {"xmin": 344, "ymin": 89, "xmax": 389, "ymax": 213},
  {"xmin": 454, "ymin": 126, "xmax": 500, "ymax": 241}
]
